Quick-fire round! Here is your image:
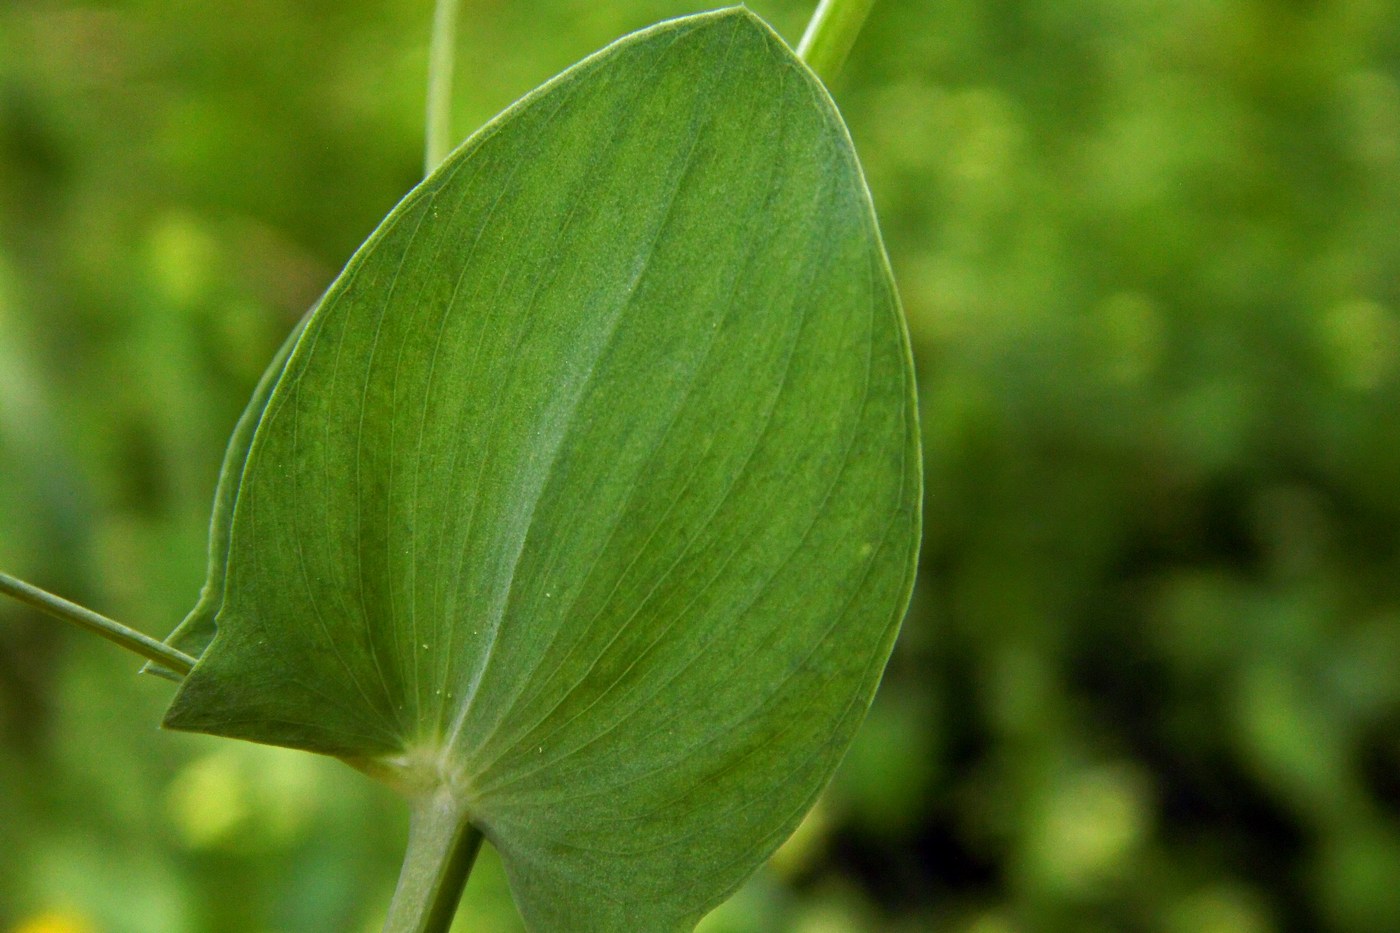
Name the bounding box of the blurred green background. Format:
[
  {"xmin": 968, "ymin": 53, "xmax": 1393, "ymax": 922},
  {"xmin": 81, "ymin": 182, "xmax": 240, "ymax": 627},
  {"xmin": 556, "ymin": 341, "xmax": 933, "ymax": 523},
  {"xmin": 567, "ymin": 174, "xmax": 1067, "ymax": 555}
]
[{"xmin": 2, "ymin": 0, "xmax": 1399, "ymax": 930}]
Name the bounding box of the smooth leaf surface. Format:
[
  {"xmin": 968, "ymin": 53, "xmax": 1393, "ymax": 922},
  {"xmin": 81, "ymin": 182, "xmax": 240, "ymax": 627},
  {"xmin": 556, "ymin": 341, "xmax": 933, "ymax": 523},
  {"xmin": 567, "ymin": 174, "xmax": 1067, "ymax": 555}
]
[{"xmin": 165, "ymin": 8, "xmax": 919, "ymax": 930}]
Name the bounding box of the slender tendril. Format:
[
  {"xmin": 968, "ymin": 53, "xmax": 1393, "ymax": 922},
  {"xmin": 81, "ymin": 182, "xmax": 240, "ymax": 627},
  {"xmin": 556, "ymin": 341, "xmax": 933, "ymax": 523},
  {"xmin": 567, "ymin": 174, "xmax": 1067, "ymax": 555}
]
[
  {"xmin": 425, "ymin": 0, "xmax": 463, "ymax": 174},
  {"xmin": 0, "ymin": 572, "xmax": 195, "ymax": 675},
  {"xmin": 797, "ymin": 0, "xmax": 878, "ymax": 84}
]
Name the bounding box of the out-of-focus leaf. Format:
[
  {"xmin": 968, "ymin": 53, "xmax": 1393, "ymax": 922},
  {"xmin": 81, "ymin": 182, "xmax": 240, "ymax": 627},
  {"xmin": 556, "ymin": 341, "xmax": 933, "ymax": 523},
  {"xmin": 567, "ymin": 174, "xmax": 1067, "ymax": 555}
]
[{"xmin": 144, "ymin": 307, "xmax": 312, "ymax": 680}]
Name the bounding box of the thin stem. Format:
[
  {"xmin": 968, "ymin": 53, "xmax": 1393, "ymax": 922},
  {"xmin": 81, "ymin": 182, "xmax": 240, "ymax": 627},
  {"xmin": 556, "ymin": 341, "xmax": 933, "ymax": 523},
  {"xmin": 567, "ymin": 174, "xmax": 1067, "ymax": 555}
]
[
  {"xmin": 0, "ymin": 572, "xmax": 195, "ymax": 676},
  {"xmin": 383, "ymin": 789, "xmax": 483, "ymax": 933},
  {"xmin": 393, "ymin": 6, "xmax": 485, "ymax": 929},
  {"xmin": 797, "ymin": 0, "xmax": 878, "ymax": 84},
  {"xmin": 424, "ymin": 0, "xmax": 463, "ymax": 175}
]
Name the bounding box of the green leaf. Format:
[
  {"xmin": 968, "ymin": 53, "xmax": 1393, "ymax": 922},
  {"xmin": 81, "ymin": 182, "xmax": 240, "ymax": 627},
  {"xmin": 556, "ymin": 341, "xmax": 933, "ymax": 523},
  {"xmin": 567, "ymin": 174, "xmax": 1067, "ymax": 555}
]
[{"xmin": 164, "ymin": 8, "xmax": 920, "ymax": 930}]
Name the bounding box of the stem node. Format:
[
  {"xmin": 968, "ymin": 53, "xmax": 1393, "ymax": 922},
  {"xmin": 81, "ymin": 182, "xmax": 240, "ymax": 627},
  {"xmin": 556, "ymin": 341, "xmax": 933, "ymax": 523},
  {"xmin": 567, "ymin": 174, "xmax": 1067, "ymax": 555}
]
[{"xmin": 383, "ymin": 789, "xmax": 483, "ymax": 933}]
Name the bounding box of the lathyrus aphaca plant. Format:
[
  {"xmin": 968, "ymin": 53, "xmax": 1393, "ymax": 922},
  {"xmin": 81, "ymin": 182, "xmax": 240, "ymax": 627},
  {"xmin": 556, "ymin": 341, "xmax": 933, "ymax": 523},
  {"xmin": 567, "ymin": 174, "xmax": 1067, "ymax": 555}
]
[{"xmin": 0, "ymin": 1, "xmax": 920, "ymax": 929}]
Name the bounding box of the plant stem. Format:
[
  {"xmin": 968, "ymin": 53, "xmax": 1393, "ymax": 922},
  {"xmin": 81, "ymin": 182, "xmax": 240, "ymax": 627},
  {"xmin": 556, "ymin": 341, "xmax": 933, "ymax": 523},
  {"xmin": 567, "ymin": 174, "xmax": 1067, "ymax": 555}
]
[
  {"xmin": 379, "ymin": 7, "xmax": 484, "ymax": 930},
  {"xmin": 424, "ymin": 0, "xmax": 463, "ymax": 175},
  {"xmin": 383, "ymin": 788, "xmax": 483, "ymax": 933},
  {"xmin": 797, "ymin": 0, "xmax": 878, "ymax": 84},
  {"xmin": 0, "ymin": 572, "xmax": 195, "ymax": 676}
]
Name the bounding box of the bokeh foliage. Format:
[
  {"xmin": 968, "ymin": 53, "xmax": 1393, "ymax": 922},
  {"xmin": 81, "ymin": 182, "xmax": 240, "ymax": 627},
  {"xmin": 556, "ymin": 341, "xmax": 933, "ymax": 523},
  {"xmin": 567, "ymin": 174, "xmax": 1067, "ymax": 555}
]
[{"xmin": 2, "ymin": 0, "xmax": 1399, "ymax": 931}]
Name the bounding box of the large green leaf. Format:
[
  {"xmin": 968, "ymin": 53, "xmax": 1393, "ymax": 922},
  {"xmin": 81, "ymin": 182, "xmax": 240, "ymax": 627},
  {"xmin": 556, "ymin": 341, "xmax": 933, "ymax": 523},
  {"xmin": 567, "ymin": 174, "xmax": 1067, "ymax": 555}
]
[{"xmin": 164, "ymin": 8, "xmax": 919, "ymax": 930}]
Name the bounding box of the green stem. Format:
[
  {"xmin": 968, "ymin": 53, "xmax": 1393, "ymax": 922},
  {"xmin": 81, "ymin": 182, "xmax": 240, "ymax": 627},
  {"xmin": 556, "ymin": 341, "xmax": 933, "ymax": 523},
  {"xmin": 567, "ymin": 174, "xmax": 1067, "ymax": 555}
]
[
  {"xmin": 424, "ymin": 0, "xmax": 463, "ymax": 175},
  {"xmin": 386, "ymin": 6, "xmax": 484, "ymax": 928},
  {"xmin": 797, "ymin": 0, "xmax": 878, "ymax": 84},
  {"xmin": 383, "ymin": 789, "xmax": 483, "ymax": 933},
  {"xmin": 0, "ymin": 572, "xmax": 195, "ymax": 676}
]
